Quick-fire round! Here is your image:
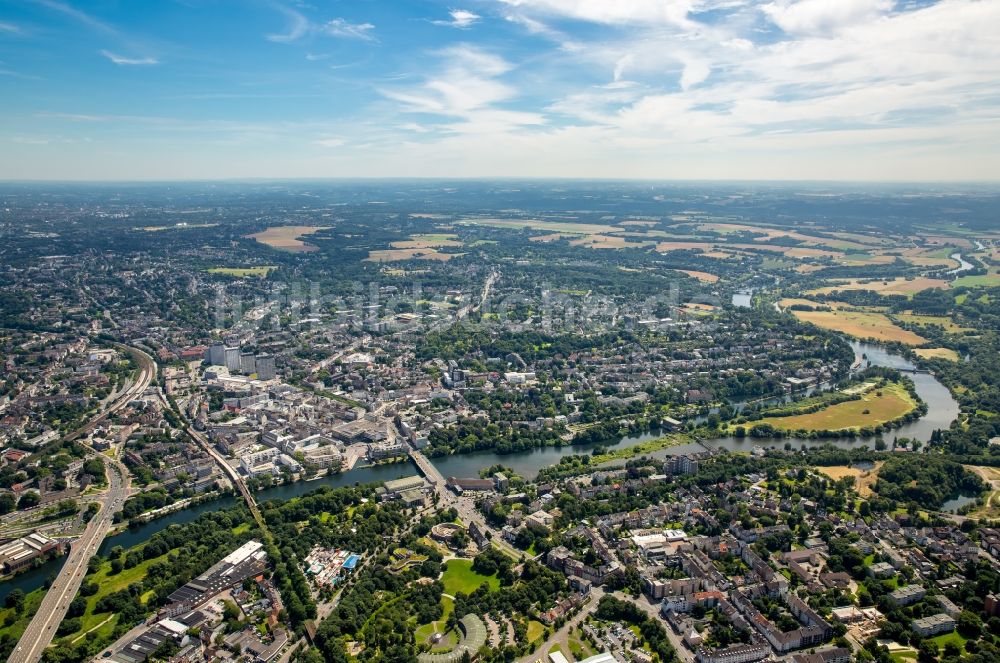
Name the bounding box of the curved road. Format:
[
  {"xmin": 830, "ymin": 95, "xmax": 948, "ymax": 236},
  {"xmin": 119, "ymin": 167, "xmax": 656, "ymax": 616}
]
[{"xmin": 8, "ymin": 347, "xmax": 152, "ymax": 663}]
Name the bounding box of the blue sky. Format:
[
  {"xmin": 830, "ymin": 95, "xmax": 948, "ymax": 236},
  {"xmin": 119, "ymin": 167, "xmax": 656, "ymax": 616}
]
[{"xmin": 1, "ymin": 0, "xmax": 998, "ymax": 180}]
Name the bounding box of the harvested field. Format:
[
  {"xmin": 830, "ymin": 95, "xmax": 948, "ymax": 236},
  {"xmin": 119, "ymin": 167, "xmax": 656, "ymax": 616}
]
[
  {"xmin": 366, "ymin": 248, "xmax": 462, "ymax": 262},
  {"xmin": 807, "ymin": 277, "xmax": 949, "ymax": 296},
  {"xmin": 790, "ymin": 309, "xmax": 927, "ymax": 345},
  {"xmin": 914, "ymin": 348, "xmax": 960, "ymax": 361},
  {"xmin": 390, "ymin": 233, "xmax": 463, "ymax": 249},
  {"xmin": 458, "ymin": 218, "xmax": 623, "ymax": 234},
  {"xmin": 247, "ymin": 225, "xmax": 329, "ymax": 252},
  {"xmin": 673, "ymin": 269, "xmax": 719, "ymax": 283}
]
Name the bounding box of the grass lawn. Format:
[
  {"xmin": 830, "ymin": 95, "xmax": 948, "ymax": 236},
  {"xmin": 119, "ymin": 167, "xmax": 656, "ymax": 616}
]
[
  {"xmin": 747, "ymin": 381, "xmax": 916, "ymax": 432},
  {"xmin": 526, "ymin": 620, "xmax": 546, "ymax": 644},
  {"xmin": 930, "ymin": 631, "xmax": 968, "ymax": 651},
  {"xmin": 56, "ymin": 551, "xmax": 170, "ymax": 642},
  {"xmin": 440, "ymin": 559, "xmax": 500, "ymax": 596},
  {"xmin": 0, "ymin": 586, "xmax": 46, "ymax": 644},
  {"xmin": 568, "ymin": 629, "xmax": 596, "ymax": 660}
]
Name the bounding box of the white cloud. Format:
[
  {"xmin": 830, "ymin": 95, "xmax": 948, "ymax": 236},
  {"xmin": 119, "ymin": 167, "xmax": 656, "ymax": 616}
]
[
  {"xmin": 266, "ymin": 5, "xmax": 310, "ymax": 43},
  {"xmin": 433, "ymin": 9, "xmax": 481, "ymax": 28},
  {"xmin": 314, "ymin": 137, "xmax": 345, "ymax": 147},
  {"xmin": 0, "ymin": 21, "xmax": 21, "ymax": 33},
  {"xmin": 100, "ymin": 50, "xmax": 158, "ymax": 65},
  {"xmin": 761, "ymin": 0, "xmax": 893, "ymax": 36},
  {"xmin": 382, "ymin": 44, "xmax": 544, "ymax": 134},
  {"xmin": 323, "ymin": 18, "xmax": 376, "ymax": 41}
]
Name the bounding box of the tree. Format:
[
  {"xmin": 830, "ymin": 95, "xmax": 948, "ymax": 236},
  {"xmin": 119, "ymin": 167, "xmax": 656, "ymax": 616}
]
[
  {"xmin": 17, "ymin": 492, "xmax": 40, "ymax": 510},
  {"xmin": 0, "ymin": 492, "xmax": 15, "ymax": 515},
  {"xmin": 4, "ymin": 589, "xmax": 24, "ymax": 612},
  {"xmin": 957, "ymin": 610, "xmax": 982, "ymax": 638}
]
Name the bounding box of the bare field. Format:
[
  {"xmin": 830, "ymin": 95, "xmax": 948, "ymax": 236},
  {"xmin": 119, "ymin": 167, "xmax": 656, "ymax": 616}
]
[
  {"xmin": 790, "ymin": 309, "xmax": 928, "ymax": 345},
  {"xmin": 246, "ymin": 225, "xmax": 329, "ymax": 252},
  {"xmin": 964, "ymin": 466, "xmax": 1000, "ymax": 520},
  {"xmin": 815, "ymin": 461, "xmax": 884, "ymax": 497}
]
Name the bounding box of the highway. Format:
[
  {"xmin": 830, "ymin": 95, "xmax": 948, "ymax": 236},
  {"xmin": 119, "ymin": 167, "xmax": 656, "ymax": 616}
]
[{"xmin": 7, "ymin": 347, "xmax": 152, "ymax": 663}]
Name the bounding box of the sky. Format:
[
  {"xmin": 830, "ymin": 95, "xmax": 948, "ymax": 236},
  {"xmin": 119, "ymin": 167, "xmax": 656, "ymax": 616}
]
[{"xmin": 1, "ymin": 0, "xmax": 999, "ymax": 181}]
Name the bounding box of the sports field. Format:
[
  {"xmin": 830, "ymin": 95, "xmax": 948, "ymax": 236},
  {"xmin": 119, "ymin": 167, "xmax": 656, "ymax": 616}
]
[
  {"xmin": 789, "ymin": 309, "xmax": 927, "ymax": 345},
  {"xmin": 752, "ymin": 382, "xmax": 916, "ymax": 432}
]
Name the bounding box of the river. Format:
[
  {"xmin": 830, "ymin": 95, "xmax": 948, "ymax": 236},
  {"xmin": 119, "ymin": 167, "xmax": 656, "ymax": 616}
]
[
  {"xmin": 947, "ymin": 252, "xmax": 973, "ymax": 275},
  {"xmin": 0, "ymin": 462, "xmax": 417, "ymax": 603},
  {"xmin": 1, "ymin": 338, "xmax": 961, "ymax": 601}
]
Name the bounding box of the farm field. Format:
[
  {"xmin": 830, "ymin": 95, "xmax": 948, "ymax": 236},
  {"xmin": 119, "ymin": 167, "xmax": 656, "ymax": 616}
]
[
  {"xmin": 439, "ymin": 559, "xmax": 500, "ymax": 596},
  {"xmin": 748, "ymin": 381, "xmax": 917, "ymax": 432},
  {"xmin": 206, "ymin": 266, "xmax": 276, "ymax": 278},
  {"xmin": 458, "ymin": 218, "xmax": 623, "ymax": 235},
  {"xmin": 814, "ymin": 461, "xmax": 884, "ymax": 497},
  {"xmin": 390, "ymin": 233, "xmax": 463, "ymax": 249},
  {"xmin": 892, "ymin": 313, "xmax": 971, "ymax": 333},
  {"xmin": 789, "ymin": 309, "xmax": 928, "ymax": 345},
  {"xmin": 807, "ymin": 277, "xmax": 949, "ymax": 296},
  {"xmin": 246, "ymin": 225, "xmax": 328, "ymax": 252},
  {"xmin": 914, "ymin": 348, "xmax": 960, "ymax": 361},
  {"xmin": 366, "ymin": 248, "xmax": 462, "ymax": 262},
  {"xmin": 140, "ymin": 223, "xmax": 218, "ymax": 232},
  {"xmin": 953, "ymin": 269, "xmax": 1000, "ymax": 288},
  {"xmin": 673, "ymin": 269, "xmax": 719, "ymax": 283}
]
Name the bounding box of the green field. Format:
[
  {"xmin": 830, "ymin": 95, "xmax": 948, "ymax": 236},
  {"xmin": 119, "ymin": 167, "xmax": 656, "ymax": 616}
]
[
  {"xmin": 953, "ymin": 271, "xmax": 1000, "ymax": 287},
  {"xmin": 526, "ymin": 619, "xmax": 546, "ymax": 644},
  {"xmin": 440, "ymin": 559, "xmax": 500, "ymax": 595},
  {"xmin": 206, "ymin": 266, "xmax": 276, "ymax": 278},
  {"xmin": 745, "ymin": 381, "xmax": 917, "ymax": 432}
]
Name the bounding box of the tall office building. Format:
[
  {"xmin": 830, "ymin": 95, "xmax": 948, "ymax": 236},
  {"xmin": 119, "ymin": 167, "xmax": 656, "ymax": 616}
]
[{"xmin": 256, "ymin": 354, "xmax": 276, "ymax": 380}]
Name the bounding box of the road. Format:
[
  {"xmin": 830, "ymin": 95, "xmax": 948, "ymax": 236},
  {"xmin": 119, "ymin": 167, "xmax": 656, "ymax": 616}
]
[
  {"xmin": 408, "ymin": 448, "xmax": 521, "ymax": 559},
  {"xmin": 7, "ymin": 347, "xmax": 152, "ymax": 663}
]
